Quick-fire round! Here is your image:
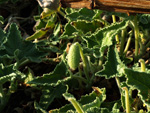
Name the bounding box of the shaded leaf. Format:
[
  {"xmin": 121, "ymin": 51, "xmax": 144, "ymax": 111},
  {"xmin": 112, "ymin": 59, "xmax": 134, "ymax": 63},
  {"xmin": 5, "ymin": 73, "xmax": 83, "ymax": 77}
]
[
  {"xmin": 0, "ymin": 63, "xmax": 17, "ymax": 84},
  {"xmin": 28, "ymin": 60, "xmax": 71, "ymax": 86},
  {"xmin": 96, "ymin": 46, "xmax": 125, "ymax": 79},
  {"xmin": 0, "ymin": 28, "xmax": 6, "ymax": 46},
  {"xmin": 0, "ymin": 24, "xmax": 47, "ymax": 63},
  {"xmin": 34, "ymin": 102, "xmax": 48, "ymax": 113},
  {"xmin": 38, "ymin": 84, "xmax": 68, "ymax": 110},
  {"xmin": 73, "ymin": 20, "xmax": 102, "ymax": 34},
  {"xmin": 125, "ymin": 68, "xmax": 150, "ymax": 107},
  {"xmin": 60, "ymin": 22, "xmax": 78, "ymax": 39},
  {"xmin": 0, "ymin": 16, "xmax": 4, "ymax": 24}
]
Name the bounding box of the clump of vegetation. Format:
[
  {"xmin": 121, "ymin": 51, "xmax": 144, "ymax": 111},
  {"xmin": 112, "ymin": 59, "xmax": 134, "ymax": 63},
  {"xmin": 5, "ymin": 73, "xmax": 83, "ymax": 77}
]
[{"xmin": 0, "ymin": 0, "xmax": 150, "ymax": 112}]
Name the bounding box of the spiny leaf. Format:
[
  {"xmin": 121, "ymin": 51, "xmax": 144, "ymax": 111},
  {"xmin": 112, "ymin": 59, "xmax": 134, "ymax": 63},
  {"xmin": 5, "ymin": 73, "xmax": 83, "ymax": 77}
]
[
  {"xmin": 50, "ymin": 87, "xmax": 106, "ymax": 112},
  {"xmin": 84, "ymin": 20, "xmax": 129, "ymax": 50},
  {"xmin": 0, "ymin": 63, "xmax": 17, "ymax": 84},
  {"xmin": 34, "ymin": 102, "xmax": 48, "ymax": 113},
  {"xmin": 28, "ymin": 60, "xmax": 71, "ymax": 86},
  {"xmin": 0, "ymin": 23, "xmax": 47, "ymax": 63},
  {"xmin": 96, "ymin": 46, "xmax": 125, "ymax": 79},
  {"xmin": 124, "ymin": 68, "xmax": 150, "ymax": 107},
  {"xmin": 139, "ymin": 14, "xmax": 150, "ymax": 30},
  {"xmin": 139, "ymin": 14, "xmax": 150, "ymax": 24},
  {"xmin": 60, "ymin": 22, "xmax": 78, "ymax": 39},
  {"xmin": 65, "ymin": 8, "xmax": 97, "ymax": 21},
  {"xmin": 0, "ymin": 73, "xmax": 17, "ymax": 84},
  {"xmin": 38, "ymin": 84, "xmax": 68, "ymax": 110},
  {"xmin": 86, "ymin": 107, "xmax": 110, "ymax": 113}
]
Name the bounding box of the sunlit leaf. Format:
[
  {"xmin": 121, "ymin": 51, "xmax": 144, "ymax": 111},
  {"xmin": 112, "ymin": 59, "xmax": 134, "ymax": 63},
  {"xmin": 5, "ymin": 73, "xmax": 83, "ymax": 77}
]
[
  {"xmin": 84, "ymin": 20, "xmax": 129, "ymax": 50},
  {"xmin": 65, "ymin": 8, "xmax": 102, "ymax": 22},
  {"xmin": 50, "ymin": 87, "xmax": 106, "ymax": 112},
  {"xmin": 60, "ymin": 22, "xmax": 78, "ymax": 39}
]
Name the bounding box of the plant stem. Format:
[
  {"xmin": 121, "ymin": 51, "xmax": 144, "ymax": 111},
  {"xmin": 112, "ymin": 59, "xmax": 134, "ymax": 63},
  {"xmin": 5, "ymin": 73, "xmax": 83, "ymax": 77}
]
[
  {"xmin": 97, "ymin": 56, "xmax": 104, "ymax": 71},
  {"xmin": 16, "ymin": 59, "xmax": 31, "ymax": 69},
  {"xmin": 87, "ymin": 56, "xmax": 95, "ymax": 82},
  {"xmin": 132, "ymin": 16, "xmax": 139, "ymax": 62},
  {"xmin": 124, "ymin": 31, "xmax": 132, "ymax": 54},
  {"xmin": 72, "ymin": 75, "xmax": 88, "ymax": 84},
  {"xmin": 122, "ymin": 87, "xmax": 131, "ymax": 113},
  {"xmin": 78, "ymin": 44, "xmax": 90, "ymax": 82},
  {"xmin": 115, "ymin": 77, "xmax": 122, "ymax": 94},
  {"xmin": 68, "ymin": 98, "xmax": 84, "ymax": 113},
  {"xmin": 120, "ymin": 29, "xmax": 126, "ymax": 55},
  {"xmin": 58, "ymin": 10, "xmax": 65, "ymax": 17},
  {"xmin": 112, "ymin": 15, "xmax": 119, "ymax": 44},
  {"xmin": 139, "ymin": 59, "xmax": 146, "ymax": 72}
]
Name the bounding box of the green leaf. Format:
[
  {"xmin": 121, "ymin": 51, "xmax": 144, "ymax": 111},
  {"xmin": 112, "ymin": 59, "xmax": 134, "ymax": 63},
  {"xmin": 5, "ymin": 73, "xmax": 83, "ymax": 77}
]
[
  {"xmin": 53, "ymin": 22, "xmax": 61, "ymax": 37},
  {"xmin": 72, "ymin": 20, "xmax": 102, "ymax": 34},
  {"xmin": 25, "ymin": 29, "xmax": 48, "ymax": 41},
  {"xmin": 60, "ymin": 22, "xmax": 78, "ymax": 39},
  {"xmin": 36, "ymin": 40, "xmax": 61, "ymax": 53},
  {"xmin": 34, "ymin": 102, "xmax": 48, "ymax": 113},
  {"xmin": 0, "ymin": 24, "xmax": 47, "ymax": 63},
  {"xmin": 101, "ymin": 100, "xmax": 121, "ymax": 112},
  {"xmin": 86, "ymin": 107, "xmax": 110, "ymax": 113},
  {"xmin": 139, "ymin": 14, "xmax": 150, "ymax": 25},
  {"xmin": 96, "ymin": 46, "xmax": 125, "ymax": 79},
  {"xmin": 50, "ymin": 87, "xmax": 106, "ymax": 112},
  {"xmin": 34, "ymin": 19, "xmax": 47, "ymax": 30},
  {"xmin": 65, "ymin": 8, "xmax": 95, "ymax": 21},
  {"xmin": 0, "ymin": 28, "xmax": 6, "ymax": 46},
  {"xmin": 65, "ymin": 8, "xmax": 103, "ymax": 22},
  {"xmin": 26, "ymin": 19, "xmax": 55, "ymax": 41},
  {"xmin": 111, "ymin": 103, "xmax": 120, "ymax": 113},
  {"xmin": 63, "ymin": 92, "xmax": 84, "ymax": 113},
  {"xmin": 0, "ymin": 16, "xmax": 4, "ymax": 24},
  {"xmin": 84, "ymin": 20, "xmax": 129, "ymax": 50},
  {"xmin": 0, "ymin": 63, "xmax": 17, "ymax": 84},
  {"xmin": 38, "ymin": 84, "xmax": 68, "ymax": 110},
  {"xmin": 28, "ymin": 60, "xmax": 71, "ymax": 86},
  {"xmin": 124, "ymin": 68, "xmax": 150, "ymax": 107},
  {"xmin": 24, "ymin": 67, "xmax": 34, "ymax": 84}
]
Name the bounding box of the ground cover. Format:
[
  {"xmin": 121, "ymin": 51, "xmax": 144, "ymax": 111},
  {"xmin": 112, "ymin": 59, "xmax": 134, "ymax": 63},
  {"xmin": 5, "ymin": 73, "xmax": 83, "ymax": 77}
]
[{"xmin": 0, "ymin": 0, "xmax": 150, "ymax": 113}]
